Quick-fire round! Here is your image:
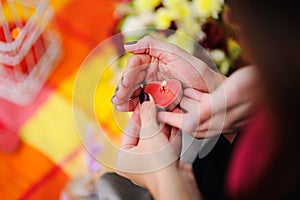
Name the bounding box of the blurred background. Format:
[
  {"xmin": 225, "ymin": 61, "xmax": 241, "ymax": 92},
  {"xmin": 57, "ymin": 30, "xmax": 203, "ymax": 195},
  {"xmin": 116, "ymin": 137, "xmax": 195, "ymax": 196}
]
[{"xmin": 0, "ymin": 0, "xmax": 242, "ymax": 199}]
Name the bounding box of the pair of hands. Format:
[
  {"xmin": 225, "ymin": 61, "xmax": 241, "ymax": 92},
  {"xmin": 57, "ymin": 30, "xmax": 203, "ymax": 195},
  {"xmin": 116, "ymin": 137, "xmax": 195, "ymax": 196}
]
[
  {"xmin": 113, "ymin": 36, "xmax": 256, "ymax": 199},
  {"xmin": 112, "ymin": 36, "xmax": 256, "ymax": 139}
]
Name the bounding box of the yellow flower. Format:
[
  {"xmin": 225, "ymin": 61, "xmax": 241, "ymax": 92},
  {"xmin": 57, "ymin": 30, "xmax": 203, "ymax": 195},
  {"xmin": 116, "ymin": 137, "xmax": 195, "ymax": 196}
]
[
  {"xmin": 133, "ymin": 0, "xmax": 161, "ymax": 13},
  {"xmin": 163, "ymin": 0, "xmax": 191, "ymax": 20},
  {"xmin": 121, "ymin": 13, "xmax": 154, "ymax": 37},
  {"xmin": 227, "ymin": 38, "xmax": 241, "ymax": 60},
  {"xmin": 177, "ymin": 17, "xmax": 201, "ymax": 39},
  {"xmin": 209, "ymin": 49, "xmax": 231, "ymax": 75},
  {"xmin": 155, "ymin": 8, "xmax": 173, "ymax": 29},
  {"xmin": 193, "ymin": 0, "xmax": 224, "ymax": 19},
  {"xmin": 210, "ymin": 49, "xmax": 226, "ymax": 63},
  {"xmin": 219, "ymin": 58, "xmax": 230, "ymax": 75}
]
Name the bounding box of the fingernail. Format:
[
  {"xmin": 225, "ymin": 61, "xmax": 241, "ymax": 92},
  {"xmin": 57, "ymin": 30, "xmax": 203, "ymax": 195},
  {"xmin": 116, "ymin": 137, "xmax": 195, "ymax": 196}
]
[
  {"xmin": 111, "ymin": 95, "xmax": 116, "ymax": 103},
  {"xmin": 125, "ymin": 41, "xmax": 137, "ymax": 45},
  {"xmin": 114, "ymin": 87, "xmax": 119, "ymax": 94},
  {"xmin": 139, "ymin": 92, "xmax": 150, "ymax": 104},
  {"xmin": 121, "ymin": 76, "xmax": 126, "ymax": 87}
]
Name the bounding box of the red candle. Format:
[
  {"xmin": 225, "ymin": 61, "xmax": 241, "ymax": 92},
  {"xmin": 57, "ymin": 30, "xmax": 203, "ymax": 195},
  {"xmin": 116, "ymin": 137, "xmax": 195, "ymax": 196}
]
[
  {"xmin": 144, "ymin": 79, "xmax": 183, "ymax": 111},
  {"xmin": 0, "ymin": 22, "xmax": 45, "ymax": 82}
]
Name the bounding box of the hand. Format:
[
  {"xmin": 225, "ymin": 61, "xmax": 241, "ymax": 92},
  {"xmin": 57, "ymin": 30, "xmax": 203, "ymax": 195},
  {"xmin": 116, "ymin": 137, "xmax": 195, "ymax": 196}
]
[
  {"xmin": 116, "ymin": 95, "xmax": 181, "ymax": 181},
  {"xmin": 111, "ymin": 36, "xmax": 225, "ymax": 112},
  {"xmin": 116, "ymin": 96, "xmax": 201, "ymax": 199},
  {"xmin": 158, "ymin": 66, "xmax": 258, "ymax": 139}
]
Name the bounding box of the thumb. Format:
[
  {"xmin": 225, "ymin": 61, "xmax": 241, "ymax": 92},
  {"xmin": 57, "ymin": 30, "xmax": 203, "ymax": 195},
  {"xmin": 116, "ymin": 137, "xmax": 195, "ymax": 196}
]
[{"xmin": 139, "ymin": 93, "xmax": 159, "ymax": 139}]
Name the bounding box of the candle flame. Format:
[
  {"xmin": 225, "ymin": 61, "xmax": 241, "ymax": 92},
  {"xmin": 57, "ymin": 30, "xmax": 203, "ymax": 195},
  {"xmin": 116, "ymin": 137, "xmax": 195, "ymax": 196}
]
[
  {"xmin": 160, "ymin": 80, "xmax": 169, "ymax": 93},
  {"xmin": 11, "ymin": 27, "xmax": 22, "ymax": 40}
]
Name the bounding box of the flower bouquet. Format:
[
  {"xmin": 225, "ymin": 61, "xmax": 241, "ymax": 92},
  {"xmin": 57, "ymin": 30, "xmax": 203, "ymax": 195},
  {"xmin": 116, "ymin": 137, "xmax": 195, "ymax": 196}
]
[{"xmin": 115, "ymin": 0, "xmax": 242, "ymax": 75}]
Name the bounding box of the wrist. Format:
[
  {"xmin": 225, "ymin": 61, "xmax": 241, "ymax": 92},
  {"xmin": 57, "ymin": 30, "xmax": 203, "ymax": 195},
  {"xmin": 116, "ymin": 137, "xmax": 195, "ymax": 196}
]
[
  {"xmin": 147, "ymin": 164, "xmax": 190, "ymax": 200},
  {"xmin": 209, "ymin": 70, "xmax": 227, "ymax": 91}
]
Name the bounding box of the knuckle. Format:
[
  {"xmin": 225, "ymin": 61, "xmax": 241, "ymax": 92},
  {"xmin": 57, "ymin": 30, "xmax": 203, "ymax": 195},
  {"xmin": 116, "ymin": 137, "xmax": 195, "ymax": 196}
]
[
  {"xmin": 143, "ymin": 35, "xmax": 153, "ymax": 41},
  {"xmin": 182, "ymin": 117, "xmax": 199, "ymax": 133}
]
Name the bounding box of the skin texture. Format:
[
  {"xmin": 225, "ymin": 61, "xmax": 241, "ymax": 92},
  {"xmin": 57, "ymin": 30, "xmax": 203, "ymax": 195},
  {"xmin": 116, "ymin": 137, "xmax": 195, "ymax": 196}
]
[
  {"xmin": 116, "ymin": 97, "xmax": 202, "ymax": 200},
  {"xmin": 111, "ymin": 36, "xmax": 225, "ymax": 112},
  {"xmin": 112, "ymin": 36, "xmax": 256, "ymax": 138}
]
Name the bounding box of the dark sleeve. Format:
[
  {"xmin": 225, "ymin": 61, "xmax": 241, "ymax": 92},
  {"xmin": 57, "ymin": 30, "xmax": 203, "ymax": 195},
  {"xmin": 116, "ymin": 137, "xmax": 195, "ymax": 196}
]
[{"xmin": 193, "ymin": 134, "xmax": 236, "ymax": 200}]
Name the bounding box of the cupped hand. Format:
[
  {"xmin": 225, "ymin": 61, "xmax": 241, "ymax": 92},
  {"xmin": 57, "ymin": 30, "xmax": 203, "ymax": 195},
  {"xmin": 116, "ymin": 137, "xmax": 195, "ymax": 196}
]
[{"xmin": 111, "ymin": 36, "xmax": 225, "ymax": 112}]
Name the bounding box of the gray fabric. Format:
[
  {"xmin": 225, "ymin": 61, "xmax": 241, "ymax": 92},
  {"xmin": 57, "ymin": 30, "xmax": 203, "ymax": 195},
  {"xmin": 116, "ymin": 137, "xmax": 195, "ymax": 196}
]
[{"xmin": 98, "ymin": 172, "xmax": 153, "ymax": 200}]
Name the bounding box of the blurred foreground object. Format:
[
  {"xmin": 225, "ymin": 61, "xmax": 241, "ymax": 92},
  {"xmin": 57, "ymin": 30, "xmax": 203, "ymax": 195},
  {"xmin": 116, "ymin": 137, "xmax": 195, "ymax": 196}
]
[
  {"xmin": 0, "ymin": 120, "xmax": 19, "ymax": 152},
  {"xmin": 60, "ymin": 124, "xmax": 104, "ymax": 200},
  {"xmin": 0, "ymin": 0, "xmax": 62, "ymax": 105}
]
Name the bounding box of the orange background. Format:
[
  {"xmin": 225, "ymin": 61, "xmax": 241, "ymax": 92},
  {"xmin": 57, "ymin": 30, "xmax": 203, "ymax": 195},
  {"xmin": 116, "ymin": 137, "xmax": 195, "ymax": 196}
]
[{"xmin": 0, "ymin": 0, "xmax": 121, "ymax": 199}]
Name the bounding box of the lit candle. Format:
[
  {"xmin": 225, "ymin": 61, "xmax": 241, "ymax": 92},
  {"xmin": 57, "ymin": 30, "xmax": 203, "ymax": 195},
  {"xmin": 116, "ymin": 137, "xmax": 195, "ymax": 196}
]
[
  {"xmin": 11, "ymin": 27, "xmax": 22, "ymax": 40},
  {"xmin": 144, "ymin": 79, "xmax": 183, "ymax": 111},
  {"xmin": 0, "ymin": 22, "xmax": 45, "ymax": 82}
]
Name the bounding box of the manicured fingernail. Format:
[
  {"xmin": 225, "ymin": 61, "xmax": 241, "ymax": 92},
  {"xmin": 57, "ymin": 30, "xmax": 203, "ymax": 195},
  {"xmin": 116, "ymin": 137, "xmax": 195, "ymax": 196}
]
[
  {"xmin": 139, "ymin": 92, "xmax": 150, "ymax": 104},
  {"xmin": 121, "ymin": 76, "xmax": 126, "ymax": 87},
  {"xmin": 114, "ymin": 87, "xmax": 119, "ymax": 94},
  {"xmin": 111, "ymin": 95, "xmax": 116, "ymax": 103},
  {"xmin": 125, "ymin": 41, "xmax": 137, "ymax": 45}
]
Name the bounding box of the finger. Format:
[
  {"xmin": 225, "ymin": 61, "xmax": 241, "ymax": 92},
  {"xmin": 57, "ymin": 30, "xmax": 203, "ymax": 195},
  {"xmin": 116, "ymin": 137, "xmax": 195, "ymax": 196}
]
[
  {"xmin": 179, "ymin": 97, "xmax": 199, "ymax": 112},
  {"xmin": 180, "ymin": 97, "xmax": 211, "ymax": 121},
  {"xmin": 227, "ymin": 102, "xmax": 253, "ymax": 130},
  {"xmin": 184, "ymin": 88, "xmax": 207, "ymax": 101},
  {"xmin": 115, "ymin": 97, "xmax": 139, "ymax": 112},
  {"xmin": 231, "ymin": 118, "xmax": 250, "ymax": 130},
  {"xmin": 120, "ymin": 108, "xmax": 141, "ymax": 149},
  {"xmin": 159, "ymin": 124, "xmax": 171, "ymax": 139},
  {"xmin": 139, "ymin": 95, "xmax": 159, "ymax": 139},
  {"xmin": 125, "ymin": 36, "xmax": 226, "ymax": 92},
  {"xmin": 170, "ymin": 127, "xmax": 182, "ymax": 157},
  {"xmin": 114, "ymin": 71, "xmax": 146, "ymax": 103},
  {"xmin": 124, "ymin": 35, "xmax": 191, "ymax": 63},
  {"xmin": 122, "ymin": 54, "xmax": 151, "ymax": 75},
  {"xmin": 197, "ymin": 101, "xmax": 252, "ymax": 133},
  {"xmin": 111, "ymin": 84, "xmax": 140, "ymax": 106},
  {"xmin": 131, "ymin": 86, "xmax": 142, "ymax": 98},
  {"xmin": 192, "ymin": 129, "xmax": 229, "ymax": 139},
  {"xmin": 158, "ymin": 111, "xmax": 191, "ymax": 132},
  {"xmin": 112, "ymin": 55, "xmax": 150, "ymax": 105},
  {"xmin": 170, "ymin": 127, "xmax": 180, "ymax": 142},
  {"xmin": 122, "ymin": 66, "xmax": 147, "ymax": 89}
]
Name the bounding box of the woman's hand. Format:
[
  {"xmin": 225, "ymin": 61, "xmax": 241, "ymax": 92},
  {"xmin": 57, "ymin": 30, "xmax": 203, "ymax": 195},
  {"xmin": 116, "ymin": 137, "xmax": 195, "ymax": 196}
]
[
  {"xmin": 116, "ymin": 96, "xmax": 201, "ymax": 199},
  {"xmin": 158, "ymin": 66, "xmax": 258, "ymax": 139},
  {"xmin": 111, "ymin": 36, "xmax": 225, "ymax": 112}
]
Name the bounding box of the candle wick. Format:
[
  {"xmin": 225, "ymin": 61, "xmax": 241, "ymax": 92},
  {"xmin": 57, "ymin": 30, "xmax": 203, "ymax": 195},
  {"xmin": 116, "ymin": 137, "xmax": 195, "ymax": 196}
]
[
  {"xmin": 160, "ymin": 80, "xmax": 168, "ymax": 93},
  {"xmin": 161, "ymin": 80, "xmax": 167, "ymax": 89},
  {"xmin": 140, "ymin": 83, "xmax": 145, "ymax": 93}
]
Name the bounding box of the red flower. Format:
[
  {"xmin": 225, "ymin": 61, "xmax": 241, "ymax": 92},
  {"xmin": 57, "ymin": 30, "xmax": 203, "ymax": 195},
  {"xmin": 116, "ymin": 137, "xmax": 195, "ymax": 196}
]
[{"xmin": 200, "ymin": 20, "xmax": 226, "ymax": 51}]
